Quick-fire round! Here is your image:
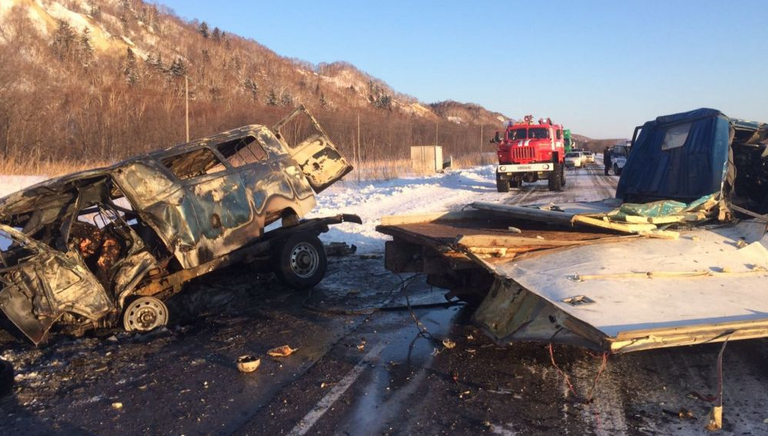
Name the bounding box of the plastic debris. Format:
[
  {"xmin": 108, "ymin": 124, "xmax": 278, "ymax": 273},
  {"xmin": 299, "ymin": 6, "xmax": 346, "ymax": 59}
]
[
  {"xmin": 706, "ymin": 406, "xmax": 723, "ymax": 430},
  {"xmin": 442, "ymin": 339, "xmax": 456, "ymax": 349},
  {"xmin": 324, "ymin": 242, "xmax": 357, "ymax": 257},
  {"xmin": 267, "ymin": 345, "xmax": 298, "ymax": 357},
  {"xmin": 236, "ymin": 355, "xmax": 261, "ymax": 373}
]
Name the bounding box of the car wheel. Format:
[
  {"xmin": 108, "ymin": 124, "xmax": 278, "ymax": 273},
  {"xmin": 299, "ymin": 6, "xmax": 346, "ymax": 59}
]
[
  {"xmin": 123, "ymin": 297, "xmax": 169, "ymax": 332},
  {"xmin": 274, "ymin": 232, "xmax": 327, "ymax": 290}
]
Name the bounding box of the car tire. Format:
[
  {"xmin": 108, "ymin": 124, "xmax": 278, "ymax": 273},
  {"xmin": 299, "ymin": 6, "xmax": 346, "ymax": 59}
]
[
  {"xmin": 273, "ymin": 232, "xmax": 327, "ymax": 290},
  {"xmin": 560, "ymin": 164, "xmax": 566, "ymax": 186},
  {"xmin": 496, "ymin": 174, "xmax": 510, "ymax": 192}
]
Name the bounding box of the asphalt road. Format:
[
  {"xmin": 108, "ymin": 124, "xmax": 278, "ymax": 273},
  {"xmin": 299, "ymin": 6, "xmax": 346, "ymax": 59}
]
[{"xmin": 2, "ymin": 164, "xmax": 767, "ymax": 436}]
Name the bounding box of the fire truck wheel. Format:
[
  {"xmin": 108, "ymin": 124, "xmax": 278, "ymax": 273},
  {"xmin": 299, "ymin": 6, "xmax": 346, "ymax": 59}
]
[
  {"xmin": 548, "ymin": 162, "xmax": 563, "ymax": 192},
  {"xmin": 560, "ymin": 165, "xmax": 566, "ymax": 186},
  {"xmin": 495, "ymin": 174, "xmax": 510, "ymax": 192}
]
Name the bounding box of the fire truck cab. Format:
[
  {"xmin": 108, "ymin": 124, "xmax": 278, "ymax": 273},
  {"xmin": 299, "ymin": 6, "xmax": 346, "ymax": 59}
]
[{"xmin": 493, "ymin": 116, "xmax": 566, "ymax": 192}]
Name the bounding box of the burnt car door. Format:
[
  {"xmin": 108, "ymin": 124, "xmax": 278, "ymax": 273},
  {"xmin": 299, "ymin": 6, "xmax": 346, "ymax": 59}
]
[
  {"xmin": 0, "ymin": 225, "xmax": 113, "ymax": 344},
  {"xmin": 272, "ymin": 105, "xmax": 353, "ymax": 193},
  {"xmin": 157, "ymin": 147, "xmax": 255, "ymax": 266},
  {"xmin": 214, "ymin": 130, "xmax": 317, "ymax": 225},
  {"xmin": 112, "ymin": 149, "xmax": 253, "ymax": 269}
]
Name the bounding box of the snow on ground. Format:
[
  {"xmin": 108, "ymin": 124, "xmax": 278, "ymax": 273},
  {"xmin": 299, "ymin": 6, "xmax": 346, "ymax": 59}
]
[
  {"xmin": 0, "ymin": 175, "xmax": 47, "ymax": 198},
  {"xmin": 309, "ymin": 165, "xmax": 502, "ymax": 253}
]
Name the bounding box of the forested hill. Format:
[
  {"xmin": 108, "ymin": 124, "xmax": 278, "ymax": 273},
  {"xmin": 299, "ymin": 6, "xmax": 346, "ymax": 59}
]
[{"xmin": 0, "ymin": 0, "xmax": 508, "ymax": 170}]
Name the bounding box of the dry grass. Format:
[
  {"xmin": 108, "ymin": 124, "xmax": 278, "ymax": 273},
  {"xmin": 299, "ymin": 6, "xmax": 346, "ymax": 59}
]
[
  {"xmin": 0, "ymin": 158, "xmax": 114, "ymax": 177},
  {"xmin": 0, "ymin": 152, "xmax": 496, "ymax": 182}
]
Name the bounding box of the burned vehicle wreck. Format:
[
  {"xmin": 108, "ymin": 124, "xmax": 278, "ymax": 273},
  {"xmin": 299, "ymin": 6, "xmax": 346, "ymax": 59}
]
[
  {"xmin": 0, "ymin": 105, "xmax": 359, "ymax": 345},
  {"xmin": 379, "ymin": 108, "xmax": 768, "ymax": 354}
]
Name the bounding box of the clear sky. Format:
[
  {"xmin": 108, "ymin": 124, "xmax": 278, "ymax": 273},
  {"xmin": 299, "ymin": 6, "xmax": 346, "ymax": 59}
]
[{"xmin": 151, "ymin": 0, "xmax": 768, "ymax": 139}]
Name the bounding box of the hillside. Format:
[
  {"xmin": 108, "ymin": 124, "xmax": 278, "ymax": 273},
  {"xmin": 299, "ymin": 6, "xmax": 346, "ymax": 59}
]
[
  {"xmin": 572, "ymin": 134, "xmax": 628, "ymax": 153},
  {"xmin": 0, "ymin": 0, "xmax": 508, "ymax": 174}
]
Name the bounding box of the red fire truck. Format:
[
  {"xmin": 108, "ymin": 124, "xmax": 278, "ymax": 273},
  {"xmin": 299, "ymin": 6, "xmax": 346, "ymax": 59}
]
[{"xmin": 492, "ymin": 116, "xmax": 566, "ymax": 192}]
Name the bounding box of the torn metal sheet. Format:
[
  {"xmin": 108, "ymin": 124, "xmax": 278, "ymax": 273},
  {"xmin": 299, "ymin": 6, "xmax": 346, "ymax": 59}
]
[
  {"xmin": 0, "ymin": 105, "xmax": 354, "ymax": 344},
  {"xmin": 473, "ymin": 221, "xmax": 768, "ymax": 353}
]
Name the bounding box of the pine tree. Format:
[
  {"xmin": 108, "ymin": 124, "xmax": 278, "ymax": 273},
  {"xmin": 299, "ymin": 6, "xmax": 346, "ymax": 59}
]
[
  {"xmin": 169, "ymin": 58, "xmax": 187, "ymax": 77},
  {"xmin": 280, "ymin": 90, "xmax": 293, "ymax": 107},
  {"xmin": 266, "ymin": 89, "xmax": 279, "ymax": 106},
  {"xmin": 123, "ymin": 48, "xmax": 139, "ymax": 86},
  {"xmin": 52, "ymin": 19, "xmax": 76, "ymax": 62},
  {"xmin": 198, "ymin": 22, "xmax": 209, "ymax": 38},
  {"xmin": 78, "ymin": 28, "xmax": 94, "ymax": 68},
  {"xmin": 212, "ymin": 27, "xmax": 221, "ymax": 42},
  {"xmin": 243, "ymin": 78, "xmax": 258, "ymax": 101},
  {"xmin": 147, "ymin": 52, "xmax": 165, "ymax": 73}
]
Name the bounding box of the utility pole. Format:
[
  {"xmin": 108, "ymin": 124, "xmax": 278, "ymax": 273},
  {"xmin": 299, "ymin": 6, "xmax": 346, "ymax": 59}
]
[
  {"xmin": 356, "ymin": 113, "xmax": 361, "ymax": 181},
  {"xmin": 480, "ymin": 124, "xmax": 484, "ymax": 165},
  {"xmin": 185, "ymin": 75, "xmax": 190, "ymax": 142},
  {"xmin": 435, "ymin": 121, "xmax": 438, "ymax": 146}
]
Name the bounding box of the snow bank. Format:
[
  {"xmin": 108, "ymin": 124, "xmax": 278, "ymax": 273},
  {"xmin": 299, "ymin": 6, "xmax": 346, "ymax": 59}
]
[
  {"xmin": 0, "ymin": 175, "xmax": 48, "ymax": 198},
  {"xmin": 309, "ymin": 165, "xmax": 501, "ymax": 253}
]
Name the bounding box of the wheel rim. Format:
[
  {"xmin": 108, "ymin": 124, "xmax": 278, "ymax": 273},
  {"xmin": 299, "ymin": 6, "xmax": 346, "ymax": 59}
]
[
  {"xmin": 290, "ymin": 242, "xmax": 320, "ymax": 278},
  {"xmin": 124, "ymin": 297, "xmax": 168, "ymax": 332}
]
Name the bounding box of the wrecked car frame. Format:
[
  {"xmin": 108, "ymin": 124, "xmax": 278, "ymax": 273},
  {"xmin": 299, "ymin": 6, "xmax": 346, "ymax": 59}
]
[{"xmin": 0, "ymin": 105, "xmax": 358, "ymax": 344}]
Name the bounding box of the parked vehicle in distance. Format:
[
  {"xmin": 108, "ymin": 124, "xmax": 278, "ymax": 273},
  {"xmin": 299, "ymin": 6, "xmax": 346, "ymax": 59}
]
[
  {"xmin": 583, "ymin": 151, "xmax": 595, "ymax": 163},
  {"xmin": 612, "ymin": 142, "xmax": 631, "ymax": 175},
  {"xmin": 0, "ymin": 105, "xmax": 359, "ymax": 345},
  {"xmin": 564, "ymin": 151, "xmax": 585, "ymax": 168}
]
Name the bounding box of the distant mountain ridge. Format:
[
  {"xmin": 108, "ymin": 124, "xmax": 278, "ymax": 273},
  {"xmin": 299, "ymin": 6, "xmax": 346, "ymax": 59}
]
[{"xmin": 0, "ymin": 0, "xmax": 507, "ymax": 122}]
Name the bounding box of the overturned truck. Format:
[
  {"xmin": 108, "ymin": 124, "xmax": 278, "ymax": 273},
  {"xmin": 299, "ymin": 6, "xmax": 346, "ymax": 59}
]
[
  {"xmin": 0, "ymin": 105, "xmax": 359, "ymax": 345},
  {"xmin": 379, "ymin": 108, "xmax": 768, "ymax": 354}
]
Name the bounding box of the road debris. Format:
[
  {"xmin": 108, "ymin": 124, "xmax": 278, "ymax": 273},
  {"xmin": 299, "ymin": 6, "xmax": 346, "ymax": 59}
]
[
  {"xmin": 236, "ymin": 355, "xmax": 262, "ymax": 373},
  {"xmin": 442, "ymin": 338, "xmax": 456, "ymax": 349},
  {"xmin": 111, "ymin": 402, "xmax": 123, "ymax": 410},
  {"xmin": 324, "ymin": 242, "xmax": 358, "ymax": 256},
  {"xmin": 268, "ymin": 345, "xmax": 298, "ymax": 357}
]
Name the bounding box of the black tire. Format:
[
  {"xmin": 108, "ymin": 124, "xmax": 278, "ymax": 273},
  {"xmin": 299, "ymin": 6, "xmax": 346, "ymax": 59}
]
[
  {"xmin": 560, "ymin": 164, "xmax": 566, "ymax": 186},
  {"xmin": 273, "ymin": 232, "xmax": 327, "ymax": 290},
  {"xmin": 0, "ymin": 359, "xmax": 12, "ymax": 398},
  {"xmin": 548, "ymin": 156, "xmax": 563, "ymax": 192},
  {"xmin": 495, "ymin": 174, "xmax": 509, "ymax": 192}
]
